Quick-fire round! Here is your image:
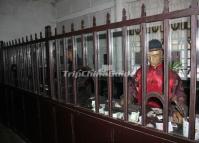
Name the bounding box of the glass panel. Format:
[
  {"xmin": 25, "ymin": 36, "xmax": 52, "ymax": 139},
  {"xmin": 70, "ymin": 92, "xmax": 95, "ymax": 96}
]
[
  {"xmin": 20, "ymin": 47, "xmax": 23, "ymax": 88},
  {"xmin": 43, "ymin": 42, "xmax": 48, "ymax": 96},
  {"xmin": 24, "ymin": 45, "xmax": 28, "ymax": 89},
  {"xmin": 76, "ymin": 69, "xmax": 94, "ymax": 108},
  {"xmin": 11, "ymin": 46, "xmax": 17, "ymax": 87},
  {"xmin": 169, "ymin": 17, "xmax": 190, "ymax": 136},
  {"xmin": 66, "ymin": 38, "xmax": 74, "ymax": 103},
  {"xmin": 98, "ymin": 31, "xmax": 108, "ymax": 115},
  {"xmin": 111, "ymin": 28, "xmax": 124, "ymax": 120},
  {"xmin": 56, "ymin": 39, "xmax": 61, "ymax": 101},
  {"xmin": 127, "ymin": 25, "xmax": 142, "ymax": 124},
  {"xmin": 32, "ymin": 43, "xmax": 38, "ymax": 93},
  {"xmin": 51, "ymin": 40, "xmax": 58, "ymax": 99},
  {"xmin": 7, "ymin": 48, "xmax": 10, "ymax": 85},
  {"xmin": 76, "ymin": 34, "xmax": 95, "ymax": 109},
  {"xmin": 28, "ymin": 44, "xmax": 33, "ymax": 91},
  {"xmin": 75, "ymin": 36, "xmax": 83, "ymax": 69},
  {"xmin": 145, "ymin": 22, "xmax": 164, "ymax": 130},
  {"xmin": 59, "ymin": 38, "xmax": 67, "ymax": 102},
  {"xmin": 85, "ymin": 34, "xmax": 94, "ymax": 69},
  {"xmin": 38, "ymin": 42, "xmax": 47, "ymax": 95},
  {"xmin": 16, "ymin": 46, "xmax": 21, "ymax": 87}
]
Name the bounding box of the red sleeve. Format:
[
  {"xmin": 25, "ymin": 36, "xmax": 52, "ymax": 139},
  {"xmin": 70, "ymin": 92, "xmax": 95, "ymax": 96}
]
[
  {"xmin": 129, "ymin": 68, "xmax": 142, "ymax": 104},
  {"xmin": 170, "ymin": 71, "xmax": 186, "ymax": 104}
]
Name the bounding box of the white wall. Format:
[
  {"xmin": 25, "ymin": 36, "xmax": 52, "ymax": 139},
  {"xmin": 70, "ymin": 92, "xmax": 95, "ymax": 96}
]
[
  {"xmin": 0, "ymin": 0, "xmax": 57, "ymax": 42},
  {"xmin": 0, "ymin": 0, "xmax": 193, "ymax": 41},
  {"xmin": 56, "ymin": 0, "xmax": 115, "ymax": 33},
  {"xmin": 55, "ymin": 0, "xmax": 192, "ymax": 32}
]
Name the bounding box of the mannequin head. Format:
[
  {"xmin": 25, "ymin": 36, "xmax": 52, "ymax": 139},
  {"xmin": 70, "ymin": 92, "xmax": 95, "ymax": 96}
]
[{"xmin": 147, "ymin": 39, "xmax": 163, "ymax": 68}]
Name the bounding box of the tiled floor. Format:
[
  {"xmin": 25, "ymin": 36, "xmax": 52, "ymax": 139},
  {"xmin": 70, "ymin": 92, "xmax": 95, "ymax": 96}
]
[{"xmin": 0, "ymin": 123, "xmax": 26, "ymax": 143}]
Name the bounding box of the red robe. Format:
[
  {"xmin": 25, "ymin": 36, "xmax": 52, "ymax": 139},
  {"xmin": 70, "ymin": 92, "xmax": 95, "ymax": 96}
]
[{"xmin": 131, "ymin": 64, "xmax": 185, "ymax": 108}]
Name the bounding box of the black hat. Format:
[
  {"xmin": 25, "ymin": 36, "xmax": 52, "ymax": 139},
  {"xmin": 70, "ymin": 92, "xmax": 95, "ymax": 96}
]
[{"xmin": 149, "ymin": 39, "xmax": 162, "ymax": 51}]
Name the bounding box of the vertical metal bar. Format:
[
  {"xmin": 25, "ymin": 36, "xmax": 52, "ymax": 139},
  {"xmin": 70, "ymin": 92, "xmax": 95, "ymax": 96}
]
[
  {"xmin": 81, "ymin": 20, "xmax": 86, "ymax": 66},
  {"xmin": 19, "ymin": 45, "xmax": 22, "ymax": 88},
  {"xmin": 93, "ymin": 17, "xmax": 99, "ymax": 113},
  {"xmin": 21, "ymin": 43, "xmax": 23, "ymax": 88},
  {"xmin": 189, "ymin": 14, "xmax": 197, "ymax": 140},
  {"xmin": 122, "ymin": 8, "xmax": 128, "ymax": 121},
  {"xmin": 22, "ymin": 44, "xmax": 24, "ymax": 88},
  {"xmin": 72, "ymin": 36, "xmax": 77, "ymax": 104},
  {"xmin": 45, "ymin": 26, "xmax": 52, "ymax": 97},
  {"xmin": 0, "ymin": 42, "xmax": 3, "ymax": 85},
  {"xmin": 40, "ymin": 43, "xmax": 43, "ymax": 94},
  {"xmin": 7, "ymin": 46, "xmax": 9, "ymax": 85},
  {"xmin": 17, "ymin": 46, "xmax": 20, "ymax": 88},
  {"xmin": 6, "ymin": 47, "xmax": 9, "ymax": 85},
  {"xmin": 107, "ymin": 13, "xmax": 113, "ymax": 117},
  {"xmin": 49, "ymin": 40, "xmax": 55, "ymax": 99},
  {"xmin": 82, "ymin": 35, "xmax": 86, "ymax": 66},
  {"xmin": 27, "ymin": 44, "xmax": 30, "ymax": 90},
  {"xmin": 3, "ymin": 47, "xmax": 6, "ymax": 85},
  {"xmin": 35, "ymin": 43, "xmax": 39, "ymax": 93},
  {"xmin": 56, "ymin": 39, "xmax": 61, "ymax": 102},
  {"xmin": 3, "ymin": 48, "xmax": 5, "ymax": 84},
  {"xmin": 8, "ymin": 47, "xmax": 11, "ymax": 85},
  {"xmin": 141, "ymin": 22, "xmax": 146, "ymax": 126},
  {"xmin": 13, "ymin": 45, "xmax": 16, "ymax": 87},
  {"xmin": 42, "ymin": 42, "xmax": 46, "ymax": 96},
  {"xmin": 38, "ymin": 43, "xmax": 42, "ymax": 94},
  {"xmin": 9, "ymin": 46, "xmax": 11, "ymax": 85},
  {"xmin": 29, "ymin": 43, "xmax": 32, "ymax": 91},
  {"xmin": 9, "ymin": 46, "xmax": 11, "ymax": 86},
  {"xmin": 25, "ymin": 44, "xmax": 27, "ymax": 89},
  {"xmin": 141, "ymin": 4, "xmax": 147, "ymax": 126},
  {"xmin": 6, "ymin": 48, "xmax": 9, "ymax": 85},
  {"xmin": 6, "ymin": 48, "xmax": 8, "ymax": 85},
  {"xmin": 163, "ymin": 18, "xmax": 170, "ymax": 133},
  {"xmin": 123, "ymin": 30, "xmax": 128, "ymax": 121},
  {"xmin": 93, "ymin": 31, "xmax": 99, "ymax": 113},
  {"xmin": 9, "ymin": 47, "xmax": 12, "ymax": 86},
  {"xmin": 63, "ymin": 38, "xmax": 68, "ymax": 103},
  {"xmin": 31, "ymin": 44, "xmax": 36, "ymax": 92},
  {"xmin": 17, "ymin": 45, "xmax": 20, "ymax": 87},
  {"xmin": 15, "ymin": 44, "xmax": 18, "ymax": 87},
  {"xmin": 21, "ymin": 45, "xmax": 24, "ymax": 88},
  {"xmin": 29, "ymin": 44, "xmax": 32, "ymax": 90},
  {"xmin": 17, "ymin": 46, "xmax": 21, "ymax": 88},
  {"xmin": 10, "ymin": 46, "xmax": 13, "ymax": 86}
]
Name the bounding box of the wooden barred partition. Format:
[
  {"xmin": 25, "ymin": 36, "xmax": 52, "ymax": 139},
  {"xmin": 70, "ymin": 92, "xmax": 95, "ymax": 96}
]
[{"xmin": 0, "ymin": 0, "xmax": 199, "ymax": 142}]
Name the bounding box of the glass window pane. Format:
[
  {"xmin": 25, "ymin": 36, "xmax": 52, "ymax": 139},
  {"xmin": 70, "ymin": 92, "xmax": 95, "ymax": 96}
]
[
  {"xmin": 169, "ymin": 17, "xmax": 190, "ymax": 137},
  {"xmin": 111, "ymin": 28, "xmax": 124, "ymax": 120},
  {"xmin": 85, "ymin": 34, "xmax": 94, "ymax": 69},
  {"xmin": 145, "ymin": 22, "xmax": 164, "ymax": 130},
  {"xmin": 76, "ymin": 34, "xmax": 95, "ymax": 109},
  {"xmin": 59, "ymin": 38, "xmax": 67, "ymax": 102},
  {"xmin": 50, "ymin": 40, "xmax": 58, "ymax": 100},
  {"xmin": 127, "ymin": 25, "xmax": 142, "ymax": 124},
  {"xmin": 75, "ymin": 36, "xmax": 83, "ymax": 68},
  {"xmin": 98, "ymin": 31, "xmax": 108, "ymax": 115},
  {"xmin": 66, "ymin": 38, "xmax": 74, "ymax": 103}
]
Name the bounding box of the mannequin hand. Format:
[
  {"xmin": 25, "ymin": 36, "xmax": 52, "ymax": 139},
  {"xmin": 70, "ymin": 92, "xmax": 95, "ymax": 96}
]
[{"xmin": 172, "ymin": 111, "xmax": 183, "ymax": 124}]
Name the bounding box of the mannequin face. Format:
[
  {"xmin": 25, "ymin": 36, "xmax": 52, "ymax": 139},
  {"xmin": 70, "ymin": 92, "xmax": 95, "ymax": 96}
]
[{"xmin": 147, "ymin": 50, "xmax": 162, "ymax": 68}]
